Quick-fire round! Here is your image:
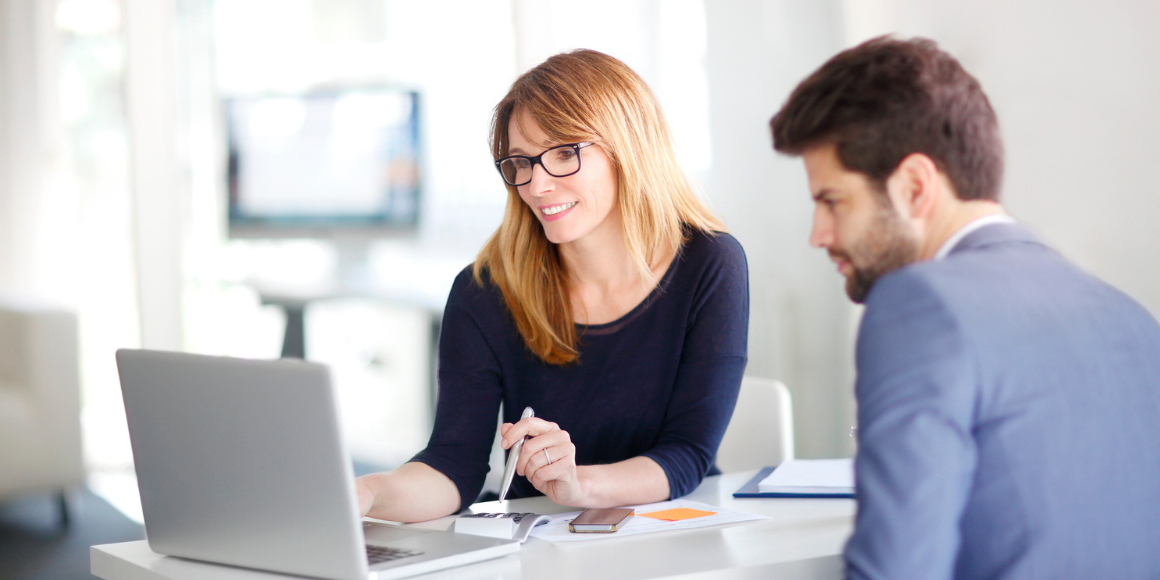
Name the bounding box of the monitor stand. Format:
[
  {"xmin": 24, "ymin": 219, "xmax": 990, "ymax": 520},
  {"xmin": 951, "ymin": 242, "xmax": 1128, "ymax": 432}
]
[{"xmin": 264, "ymin": 236, "xmax": 376, "ymax": 359}]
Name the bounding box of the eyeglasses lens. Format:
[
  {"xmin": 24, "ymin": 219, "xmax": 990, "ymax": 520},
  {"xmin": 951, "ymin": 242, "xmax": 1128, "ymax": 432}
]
[
  {"xmin": 499, "ymin": 158, "xmax": 529, "ymax": 185},
  {"xmin": 544, "ymin": 146, "xmax": 580, "ymax": 176},
  {"xmin": 499, "ymin": 144, "xmax": 582, "ymax": 186}
]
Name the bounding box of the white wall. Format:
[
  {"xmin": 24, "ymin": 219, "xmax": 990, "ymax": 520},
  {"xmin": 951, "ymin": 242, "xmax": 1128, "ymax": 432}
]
[
  {"xmin": 844, "ymin": 0, "xmax": 1160, "ymax": 319},
  {"xmin": 6, "ymin": 0, "xmax": 1159, "ymax": 465},
  {"xmin": 700, "ymin": 0, "xmax": 1160, "ymax": 458},
  {"xmin": 0, "ymin": 0, "xmax": 56, "ymax": 293},
  {"xmin": 702, "ymin": 0, "xmax": 858, "ymax": 459},
  {"xmin": 124, "ymin": 0, "xmax": 186, "ymax": 351}
]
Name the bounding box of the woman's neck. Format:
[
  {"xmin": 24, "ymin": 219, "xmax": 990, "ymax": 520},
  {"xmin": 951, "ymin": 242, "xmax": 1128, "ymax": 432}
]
[
  {"xmin": 559, "ymin": 232, "xmax": 635, "ymax": 291},
  {"xmin": 557, "ymin": 221, "xmax": 676, "ymax": 324}
]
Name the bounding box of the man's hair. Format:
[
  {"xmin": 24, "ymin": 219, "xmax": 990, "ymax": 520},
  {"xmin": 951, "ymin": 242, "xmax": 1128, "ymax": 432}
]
[{"xmin": 770, "ymin": 36, "xmax": 1004, "ymax": 202}]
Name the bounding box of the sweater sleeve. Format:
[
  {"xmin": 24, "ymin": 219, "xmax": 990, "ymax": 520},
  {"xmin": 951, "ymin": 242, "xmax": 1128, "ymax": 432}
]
[
  {"xmin": 409, "ymin": 268, "xmax": 504, "ymax": 513},
  {"xmin": 641, "ymin": 234, "xmax": 750, "ymax": 498}
]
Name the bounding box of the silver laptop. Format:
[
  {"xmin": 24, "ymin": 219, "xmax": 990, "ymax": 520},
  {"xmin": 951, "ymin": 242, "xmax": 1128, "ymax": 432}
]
[{"xmin": 115, "ymin": 349, "xmax": 519, "ymax": 580}]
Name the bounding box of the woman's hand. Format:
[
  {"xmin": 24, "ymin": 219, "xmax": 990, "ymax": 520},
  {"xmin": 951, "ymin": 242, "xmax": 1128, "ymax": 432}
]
[
  {"xmin": 355, "ymin": 476, "xmax": 375, "ymax": 517},
  {"xmin": 500, "ymin": 416, "xmax": 586, "ymax": 506}
]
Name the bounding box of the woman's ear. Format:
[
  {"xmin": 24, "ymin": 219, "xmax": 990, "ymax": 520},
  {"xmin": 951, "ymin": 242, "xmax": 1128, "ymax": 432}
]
[{"xmin": 885, "ymin": 153, "xmax": 941, "ymax": 220}]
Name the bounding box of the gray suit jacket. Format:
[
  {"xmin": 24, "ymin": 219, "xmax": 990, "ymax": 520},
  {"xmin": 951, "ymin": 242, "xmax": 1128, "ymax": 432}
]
[{"xmin": 845, "ymin": 223, "xmax": 1160, "ymax": 579}]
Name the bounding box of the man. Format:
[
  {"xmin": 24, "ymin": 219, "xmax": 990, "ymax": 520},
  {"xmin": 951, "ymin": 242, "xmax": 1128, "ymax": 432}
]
[{"xmin": 770, "ymin": 36, "xmax": 1160, "ymax": 579}]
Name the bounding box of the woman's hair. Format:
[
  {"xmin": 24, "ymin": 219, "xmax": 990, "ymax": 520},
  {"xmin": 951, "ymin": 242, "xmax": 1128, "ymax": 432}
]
[{"xmin": 474, "ymin": 49, "xmax": 724, "ymax": 365}]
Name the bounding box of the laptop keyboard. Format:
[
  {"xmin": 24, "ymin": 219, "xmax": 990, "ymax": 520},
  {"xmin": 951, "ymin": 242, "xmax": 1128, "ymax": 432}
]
[{"xmin": 366, "ymin": 545, "xmax": 423, "ymax": 565}]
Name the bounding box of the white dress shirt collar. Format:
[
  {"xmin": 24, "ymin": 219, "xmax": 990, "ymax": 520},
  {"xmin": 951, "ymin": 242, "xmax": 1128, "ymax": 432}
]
[{"xmin": 934, "ymin": 214, "xmax": 1016, "ymax": 261}]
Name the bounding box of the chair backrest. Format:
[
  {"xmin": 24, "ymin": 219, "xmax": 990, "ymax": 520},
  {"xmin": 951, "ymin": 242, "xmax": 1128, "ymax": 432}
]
[
  {"xmin": 716, "ymin": 376, "xmax": 794, "ymax": 472},
  {"xmin": 0, "ymin": 293, "xmax": 84, "ymax": 498}
]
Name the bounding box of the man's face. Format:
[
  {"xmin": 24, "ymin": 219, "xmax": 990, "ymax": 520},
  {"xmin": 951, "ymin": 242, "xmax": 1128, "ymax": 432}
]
[{"xmin": 802, "ymin": 143, "xmax": 920, "ymax": 303}]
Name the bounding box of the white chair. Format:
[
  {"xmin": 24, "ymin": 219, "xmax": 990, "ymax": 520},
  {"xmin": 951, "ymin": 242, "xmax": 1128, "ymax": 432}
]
[
  {"xmin": 0, "ymin": 293, "xmax": 85, "ymax": 526},
  {"xmin": 716, "ymin": 376, "xmax": 795, "ymax": 472}
]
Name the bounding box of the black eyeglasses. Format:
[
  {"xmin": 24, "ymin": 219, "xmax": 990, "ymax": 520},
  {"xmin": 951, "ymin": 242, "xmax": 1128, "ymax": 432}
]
[{"xmin": 494, "ymin": 142, "xmax": 594, "ymax": 187}]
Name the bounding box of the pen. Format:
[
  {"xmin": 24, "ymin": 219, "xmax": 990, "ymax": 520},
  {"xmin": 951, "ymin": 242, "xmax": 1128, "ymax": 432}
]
[{"xmin": 498, "ymin": 406, "xmax": 534, "ymax": 502}]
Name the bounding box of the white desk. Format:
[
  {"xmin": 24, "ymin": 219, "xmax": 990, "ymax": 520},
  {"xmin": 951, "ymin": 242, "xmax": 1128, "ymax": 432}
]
[{"xmin": 91, "ymin": 470, "xmax": 855, "ymax": 580}]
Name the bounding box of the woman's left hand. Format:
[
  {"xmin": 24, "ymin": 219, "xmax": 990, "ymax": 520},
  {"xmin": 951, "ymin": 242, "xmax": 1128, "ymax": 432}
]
[{"xmin": 499, "ymin": 416, "xmax": 585, "ymax": 506}]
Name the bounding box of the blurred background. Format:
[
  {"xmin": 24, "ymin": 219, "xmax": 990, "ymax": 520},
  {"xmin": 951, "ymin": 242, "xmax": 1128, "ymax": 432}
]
[{"xmin": 1, "ymin": 0, "xmax": 1158, "ymax": 527}]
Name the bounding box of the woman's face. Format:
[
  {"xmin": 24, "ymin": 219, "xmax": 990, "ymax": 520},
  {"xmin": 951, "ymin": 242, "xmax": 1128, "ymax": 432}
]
[{"xmin": 507, "ymin": 110, "xmax": 620, "ymax": 247}]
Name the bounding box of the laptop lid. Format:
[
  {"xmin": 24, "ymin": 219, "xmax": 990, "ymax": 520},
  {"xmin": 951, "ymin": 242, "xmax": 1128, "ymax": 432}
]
[{"xmin": 117, "ymin": 349, "xmax": 371, "ymax": 580}]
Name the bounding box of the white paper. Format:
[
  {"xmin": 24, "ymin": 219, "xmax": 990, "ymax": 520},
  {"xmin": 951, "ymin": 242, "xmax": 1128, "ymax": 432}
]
[
  {"xmin": 527, "ymin": 499, "xmax": 768, "ymax": 543},
  {"xmin": 454, "ymin": 514, "xmax": 516, "ymax": 539},
  {"xmin": 758, "ymin": 459, "xmax": 854, "ymax": 492}
]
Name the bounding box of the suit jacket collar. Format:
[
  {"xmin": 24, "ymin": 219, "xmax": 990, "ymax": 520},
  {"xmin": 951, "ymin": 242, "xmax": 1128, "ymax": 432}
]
[{"xmin": 948, "ymin": 222, "xmax": 1043, "ymax": 256}]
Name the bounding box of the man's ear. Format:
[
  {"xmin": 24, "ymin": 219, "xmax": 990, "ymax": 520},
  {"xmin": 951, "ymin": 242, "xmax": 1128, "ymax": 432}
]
[{"xmin": 885, "ymin": 153, "xmax": 941, "ymax": 220}]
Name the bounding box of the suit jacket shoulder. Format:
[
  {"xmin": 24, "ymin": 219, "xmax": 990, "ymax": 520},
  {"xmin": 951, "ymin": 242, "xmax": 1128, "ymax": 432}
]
[{"xmin": 847, "ymin": 222, "xmax": 1160, "ymax": 580}]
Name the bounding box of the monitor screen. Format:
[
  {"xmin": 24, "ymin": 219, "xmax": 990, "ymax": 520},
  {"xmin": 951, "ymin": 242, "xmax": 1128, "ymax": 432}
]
[{"xmin": 226, "ymin": 88, "xmax": 421, "ymax": 238}]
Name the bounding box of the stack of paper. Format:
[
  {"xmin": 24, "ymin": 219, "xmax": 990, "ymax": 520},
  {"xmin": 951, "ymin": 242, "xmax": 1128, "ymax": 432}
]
[{"xmin": 757, "ymin": 459, "xmax": 854, "ymax": 496}]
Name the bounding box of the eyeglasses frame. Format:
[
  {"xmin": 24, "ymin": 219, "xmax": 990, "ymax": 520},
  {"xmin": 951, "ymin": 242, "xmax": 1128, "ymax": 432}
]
[{"xmin": 494, "ymin": 141, "xmax": 595, "ymax": 187}]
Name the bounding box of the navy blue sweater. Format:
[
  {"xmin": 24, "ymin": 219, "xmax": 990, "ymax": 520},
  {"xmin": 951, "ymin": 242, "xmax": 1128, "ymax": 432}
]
[{"xmin": 411, "ymin": 230, "xmax": 749, "ymax": 511}]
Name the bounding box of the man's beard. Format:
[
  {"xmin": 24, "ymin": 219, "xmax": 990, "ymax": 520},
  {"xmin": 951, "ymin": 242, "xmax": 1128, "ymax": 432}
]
[{"xmin": 834, "ymin": 204, "xmax": 920, "ymax": 303}]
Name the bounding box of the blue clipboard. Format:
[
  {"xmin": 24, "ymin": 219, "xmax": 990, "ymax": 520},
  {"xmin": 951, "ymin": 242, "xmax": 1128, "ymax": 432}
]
[{"xmin": 732, "ymin": 466, "xmax": 856, "ymax": 499}]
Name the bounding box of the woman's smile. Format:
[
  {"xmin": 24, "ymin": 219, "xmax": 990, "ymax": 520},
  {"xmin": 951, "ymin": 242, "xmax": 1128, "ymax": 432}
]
[{"xmin": 540, "ymin": 201, "xmax": 577, "ymax": 220}]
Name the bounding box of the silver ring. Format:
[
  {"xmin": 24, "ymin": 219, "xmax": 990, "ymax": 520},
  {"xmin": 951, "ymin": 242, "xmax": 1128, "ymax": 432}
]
[{"xmin": 543, "ymin": 448, "xmax": 552, "ymax": 465}]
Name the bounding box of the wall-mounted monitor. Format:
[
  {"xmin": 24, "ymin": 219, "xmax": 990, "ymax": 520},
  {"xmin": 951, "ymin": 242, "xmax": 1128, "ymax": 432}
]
[{"xmin": 225, "ymin": 88, "xmax": 421, "ymax": 240}]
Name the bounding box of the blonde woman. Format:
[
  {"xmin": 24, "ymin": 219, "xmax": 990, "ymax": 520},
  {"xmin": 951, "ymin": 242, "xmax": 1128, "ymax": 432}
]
[{"xmin": 356, "ymin": 49, "xmax": 748, "ymax": 522}]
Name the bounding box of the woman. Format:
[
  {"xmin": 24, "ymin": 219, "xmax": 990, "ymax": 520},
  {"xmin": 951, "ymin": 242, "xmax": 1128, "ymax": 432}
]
[{"xmin": 357, "ymin": 49, "xmax": 748, "ymax": 522}]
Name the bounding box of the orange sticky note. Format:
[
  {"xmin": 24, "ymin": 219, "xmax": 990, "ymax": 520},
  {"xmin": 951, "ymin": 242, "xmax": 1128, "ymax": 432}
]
[{"xmin": 637, "ymin": 507, "xmax": 716, "ymax": 521}]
